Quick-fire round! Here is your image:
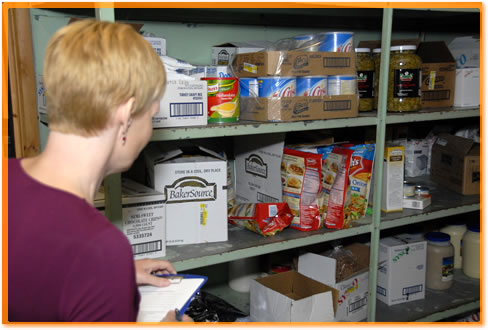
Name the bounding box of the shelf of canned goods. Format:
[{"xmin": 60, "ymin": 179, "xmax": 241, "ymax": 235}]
[{"xmin": 88, "ymin": 6, "xmax": 480, "ymax": 323}]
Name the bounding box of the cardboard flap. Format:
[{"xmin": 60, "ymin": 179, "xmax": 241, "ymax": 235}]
[
  {"xmin": 298, "ymin": 253, "xmax": 337, "ymax": 285},
  {"xmin": 417, "ymin": 41, "xmax": 455, "ymax": 63},
  {"xmin": 197, "ymin": 145, "xmax": 227, "ymax": 160},
  {"xmin": 147, "ymin": 144, "xmax": 184, "ymax": 164},
  {"xmin": 434, "ymin": 134, "xmax": 475, "ymax": 155}
]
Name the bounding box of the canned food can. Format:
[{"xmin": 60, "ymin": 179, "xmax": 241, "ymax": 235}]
[
  {"xmin": 201, "ymin": 77, "xmax": 239, "ymax": 123},
  {"xmin": 258, "ymin": 76, "xmax": 296, "ymax": 98},
  {"xmin": 293, "ymin": 34, "xmax": 318, "ymax": 51},
  {"xmin": 415, "ymin": 186, "xmax": 430, "ymax": 196},
  {"xmin": 296, "ymin": 76, "xmax": 327, "ymax": 96},
  {"xmin": 327, "ymin": 75, "xmax": 356, "ymax": 95},
  {"xmin": 318, "ymin": 32, "xmax": 354, "ymax": 52},
  {"xmin": 239, "ymin": 78, "xmax": 259, "ymax": 97},
  {"xmin": 403, "ymin": 181, "xmax": 416, "ymax": 198}
]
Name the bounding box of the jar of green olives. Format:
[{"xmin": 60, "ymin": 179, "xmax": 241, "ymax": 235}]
[
  {"xmin": 373, "ymin": 48, "xmax": 381, "ymax": 110},
  {"xmin": 355, "ymin": 48, "xmax": 374, "ymax": 111},
  {"xmin": 387, "ymin": 45, "xmax": 422, "ymax": 112}
]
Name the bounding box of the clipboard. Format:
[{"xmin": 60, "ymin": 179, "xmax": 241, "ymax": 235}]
[{"xmin": 136, "ymin": 274, "xmax": 207, "ymax": 322}]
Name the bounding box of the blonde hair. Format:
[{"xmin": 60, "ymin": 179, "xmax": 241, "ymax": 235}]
[{"xmin": 44, "ymin": 19, "xmax": 166, "ymax": 136}]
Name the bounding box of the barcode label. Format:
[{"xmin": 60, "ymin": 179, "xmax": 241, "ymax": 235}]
[
  {"xmin": 422, "ymin": 90, "xmax": 450, "ymax": 101},
  {"xmin": 323, "ymin": 57, "xmax": 351, "ymax": 68},
  {"xmin": 377, "ymin": 286, "xmax": 387, "ymax": 296},
  {"xmin": 349, "ymin": 297, "xmax": 368, "ymax": 313},
  {"xmin": 324, "ymin": 100, "xmax": 352, "ymax": 111},
  {"xmin": 170, "ymin": 103, "xmax": 204, "ymax": 117},
  {"xmin": 403, "ymin": 284, "xmax": 423, "ymax": 296},
  {"xmin": 132, "ymin": 240, "xmax": 162, "ymax": 255},
  {"xmin": 257, "ymin": 192, "xmax": 279, "ymax": 203}
]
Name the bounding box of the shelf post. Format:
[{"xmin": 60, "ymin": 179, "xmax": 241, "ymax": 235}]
[{"xmin": 367, "ymin": 7, "xmax": 393, "ymax": 322}]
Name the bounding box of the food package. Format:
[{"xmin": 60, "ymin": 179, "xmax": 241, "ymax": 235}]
[
  {"xmin": 228, "ymin": 203, "xmax": 294, "ymax": 236},
  {"xmin": 324, "ymin": 147, "xmax": 354, "ymax": 229},
  {"xmin": 316, "ymin": 145, "xmax": 336, "ymax": 222},
  {"xmin": 326, "ymin": 245, "xmax": 361, "ymax": 282},
  {"xmin": 281, "ymin": 148, "xmax": 322, "ymax": 231}
]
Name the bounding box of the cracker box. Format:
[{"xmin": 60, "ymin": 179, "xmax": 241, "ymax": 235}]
[
  {"xmin": 377, "ymin": 236, "xmax": 427, "ymax": 306},
  {"xmin": 94, "ymin": 178, "xmax": 166, "ymax": 259},
  {"xmin": 298, "ymin": 243, "xmax": 370, "ymax": 321},
  {"xmin": 154, "ymin": 80, "xmax": 208, "ymax": 128},
  {"xmin": 250, "ymin": 270, "xmax": 338, "ymax": 322},
  {"xmin": 144, "ymin": 143, "xmax": 228, "ymax": 245}
]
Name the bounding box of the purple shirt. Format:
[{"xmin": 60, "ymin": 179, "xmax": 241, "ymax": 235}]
[{"xmin": 8, "ymin": 158, "xmax": 140, "ymax": 322}]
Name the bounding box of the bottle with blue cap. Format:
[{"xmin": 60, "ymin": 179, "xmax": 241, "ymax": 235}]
[
  {"xmin": 425, "ymin": 232, "xmax": 454, "ymax": 290},
  {"xmin": 462, "ymin": 224, "xmax": 480, "ymax": 279}
]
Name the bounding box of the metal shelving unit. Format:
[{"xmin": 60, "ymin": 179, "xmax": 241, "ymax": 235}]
[{"xmin": 93, "ymin": 5, "xmax": 480, "ymax": 323}]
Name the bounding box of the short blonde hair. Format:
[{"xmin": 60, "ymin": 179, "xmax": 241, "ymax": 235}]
[{"xmin": 44, "ymin": 19, "xmax": 166, "ymax": 136}]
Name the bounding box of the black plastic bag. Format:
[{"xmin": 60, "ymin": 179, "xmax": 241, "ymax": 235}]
[{"xmin": 185, "ymin": 291, "xmax": 247, "ymax": 322}]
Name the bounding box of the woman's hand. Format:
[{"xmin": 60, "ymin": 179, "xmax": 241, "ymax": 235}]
[
  {"xmin": 135, "ymin": 258, "xmax": 176, "ymax": 287},
  {"xmin": 161, "ymin": 310, "xmax": 193, "ymax": 322}
]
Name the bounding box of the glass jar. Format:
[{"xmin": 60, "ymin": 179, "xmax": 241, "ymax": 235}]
[
  {"xmin": 387, "ymin": 45, "xmax": 422, "ymax": 112},
  {"xmin": 425, "ymin": 232, "xmax": 454, "ymax": 290},
  {"xmin": 440, "ymin": 223, "xmax": 467, "ymax": 269},
  {"xmin": 372, "ymin": 48, "xmax": 381, "ymax": 110},
  {"xmin": 355, "ymin": 48, "xmax": 374, "ymax": 111},
  {"xmin": 462, "ymin": 225, "xmax": 480, "ymax": 279}
]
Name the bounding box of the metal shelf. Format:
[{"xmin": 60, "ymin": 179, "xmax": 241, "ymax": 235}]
[
  {"xmin": 376, "ymin": 270, "xmax": 480, "ymax": 322},
  {"xmin": 385, "ymin": 107, "xmax": 480, "ymax": 124}
]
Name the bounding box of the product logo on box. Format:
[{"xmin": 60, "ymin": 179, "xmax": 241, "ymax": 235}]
[
  {"xmin": 293, "ymin": 101, "xmax": 309, "ymax": 115},
  {"xmin": 293, "ymin": 55, "xmax": 309, "ymax": 69},
  {"xmin": 164, "ymin": 176, "xmax": 217, "ymax": 203},
  {"xmin": 392, "ymin": 246, "xmax": 409, "ymax": 262},
  {"xmin": 245, "ymin": 154, "xmax": 268, "ymax": 178},
  {"xmin": 338, "ymin": 278, "xmax": 359, "ymax": 305}
]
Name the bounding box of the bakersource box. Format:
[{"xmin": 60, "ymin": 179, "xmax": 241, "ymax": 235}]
[
  {"xmin": 431, "ymin": 134, "xmax": 480, "ymax": 195},
  {"xmin": 377, "ymin": 236, "xmax": 427, "ymax": 306},
  {"xmin": 298, "ymin": 243, "xmax": 370, "ymax": 322},
  {"xmin": 250, "ymin": 270, "xmax": 338, "ymax": 322},
  {"xmin": 94, "ymin": 178, "xmax": 166, "ymax": 260},
  {"xmin": 234, "ymin": 133, "xmax": 285, "ymax": 203},
  {"xmin": 154, "ymin": 80, "xmax": 208, "ymax": 128},
  {"xmin": 144, "ymin": 143, "xmax": 228, "ymax": 246}
]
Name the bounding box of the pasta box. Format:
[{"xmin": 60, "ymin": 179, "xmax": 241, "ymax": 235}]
[
  {"xmin": 250, "ymin": 270, "xmax": 338, "ymax": 322},
  {"xmin": 144, "ymin": 143, "xmax": 228, "ymax": 245},
  {"xmin": 298, "ymin": 243, "xmax": 370, "ymax": 322},
  {"xmin": 431, "ymin": 134, "xmax": 480, "ymax": 195},
  {"xmin": 94, "ymin": 178, "xmax": 166, "ymax": 260}
]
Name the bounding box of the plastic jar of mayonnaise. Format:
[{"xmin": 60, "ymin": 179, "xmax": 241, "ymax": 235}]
[
  {"xmin": 425, "ymin": 232, "xmax": 454, "ymax": 290},
  {"xmin": 462, "ymin": 225, "xmax": 480, "ymax": 279},
  {"xmin": 440, "ymin": 223, "xmax": 467, "ymax": 269}
]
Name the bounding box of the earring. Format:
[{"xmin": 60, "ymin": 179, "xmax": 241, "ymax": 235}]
[{"xmin": 122, "ymin": 135, "xmax": 127, "ymax": 145}]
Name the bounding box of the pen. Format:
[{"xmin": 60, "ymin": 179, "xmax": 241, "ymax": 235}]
[{"xmin": 175, "ymin": 308, "xmax": 182, "ymax": 322}]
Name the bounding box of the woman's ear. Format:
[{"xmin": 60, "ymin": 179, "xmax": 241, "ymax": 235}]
[{"xmin": 117, "ymin": 97, "xmax": 135, "ymax": 134}]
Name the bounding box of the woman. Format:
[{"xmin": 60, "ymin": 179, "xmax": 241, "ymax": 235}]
[{"xmin": 8, "ymin": 19, "xmax": 192, "ymax": 322}]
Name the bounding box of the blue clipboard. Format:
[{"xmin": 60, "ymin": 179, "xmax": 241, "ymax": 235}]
[{"xmin": 156, "ymin": 274, "xmax": 208, "ymax": 317}]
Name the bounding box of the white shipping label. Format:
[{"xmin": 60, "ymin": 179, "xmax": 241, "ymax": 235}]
[{"xmin": 123, "ymin": 202, "xmax": 165, "ymax": 257}]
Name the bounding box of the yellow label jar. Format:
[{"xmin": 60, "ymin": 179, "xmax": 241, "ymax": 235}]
[
  {"xmin": 387, "ymin": 45, "xmax": 422, "ymax": 112},
  {"xmin": 355, "ymin": 48, "xmax": 374, "ymax": 111},
  {"xmin": 440, "ymin": 223, "xmax": 467, "ymax": 269},
  {"xmin": 373, "ymin": 48, "xmax": 381, "ymax": 110},
  {"xmin": 425, "ymin": 232, "xmax": 454, "ymax": 290},
  {"xmin": 462, "ymin": 225, "xmax": 480, "ymax": 279}
]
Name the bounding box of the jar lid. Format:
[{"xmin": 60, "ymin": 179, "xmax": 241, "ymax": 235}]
[
  {"xmin": 373, "ymin": 48, "xmax": 382, "ymax": 53},
  {"xmin": 355, "ymin": 48, "xmax": 371, "ymax": 53},
  {"xmin": 467, "ymin": 224, "xmax": 480, "ymax": 233},
  {"xmin": 390, "ymin": 45, "xmax": 417, "ymax": 51},
  {"xmin": 425, "ymin": 231, "xmax": 451, "ymax": 242}
]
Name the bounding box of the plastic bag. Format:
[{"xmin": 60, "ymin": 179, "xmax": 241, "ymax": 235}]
[
  {"xmin": 185, "ymin": 291, "xmax": 247, "ymax": 322},
  {"xmin": 326, "ymin": 245, "xmax": 361, "ymax": 282}
]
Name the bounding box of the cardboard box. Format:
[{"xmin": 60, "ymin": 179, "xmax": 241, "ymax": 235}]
[
  {"xmin": 298, "ymin": 243, "xmax": 370, "ymax": 322},
  {"xmin": 144, "ymin": 36, "xmax": 167, "ymax": 56},
  {"xmin": 94, "ymin": 178, "xmax": 166, "ymax": 260},
  {"xmin": 240, "ymin": 95, "xmax": 358, "ymax": 122},
  {"xmin": 250, "ymin": 270, "xmax": 338, "ymax": 322},
  {"xmin": 233, "ymin": 50, "xmax": 356, "ymax": 77},
  {"xmin": 212, "ymin": 41, "xmax": 270, "ymax": 65},
  {"xmin": 417, "ymin": 41, "xmax": 456, "ymax": 109},
  {"xmin": 234, "ymin": 133, "xmax": 285, "ymax": 203},
  {"xmin": 431, "ymin": 134, "xmax": 480, "ymax": 195},
  {"xmin": 381, "ymin": 146, "xmax": 405, "ymax": 212},
  {"xmin": 189, "ymin": 65, "xmax": 232, "ymax": 79},
  {"xmin": 454, "ymin": 68, "xmax": 480, "ymax": 107},
  {"xmin": 448, "ymin": 36, "xmax": 480, "ymax": 68},
  {"xmin": 402, "ymin": 195, "xmax": 432, "ymax": 210},
  {"xmin": 377, "ymin": 236, "xmax": 427, "ymax": 306},
  {"xmin": 154, "ymin": 80, "xmax": 208, "ymax": 128},
  {"xmin": 144, "ymin": 143, "xmax": 228, "ymax": 245}
]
